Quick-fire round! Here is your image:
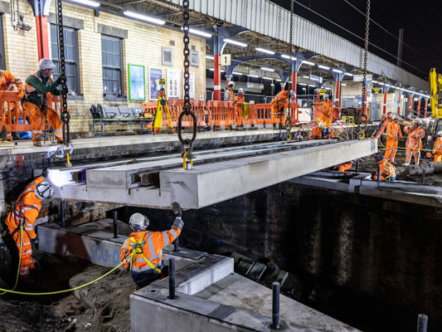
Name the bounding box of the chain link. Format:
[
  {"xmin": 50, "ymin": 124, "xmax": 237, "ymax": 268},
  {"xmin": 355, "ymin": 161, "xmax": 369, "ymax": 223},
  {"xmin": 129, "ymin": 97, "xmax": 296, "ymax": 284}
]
[
  {"xmin": 178, "ymin": 0, "xmax": 197, "ymax": 168},
  {"xmin": 362, "ymin": 0, "xmax": 370, "ymax": 117},
  {"xmin": 285, "ymin": 0, "xmax": 295, "ymax": 138},
  {"xmin": 56, "ymin": 0, "xmax": 70, "ymax": 146}
]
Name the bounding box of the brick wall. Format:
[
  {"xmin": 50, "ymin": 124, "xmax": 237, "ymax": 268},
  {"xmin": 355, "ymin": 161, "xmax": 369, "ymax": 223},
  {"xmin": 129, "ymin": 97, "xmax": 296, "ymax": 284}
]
[{"xmin": 1, "ymin": 0, "xmax": 206, "ymax": 133}]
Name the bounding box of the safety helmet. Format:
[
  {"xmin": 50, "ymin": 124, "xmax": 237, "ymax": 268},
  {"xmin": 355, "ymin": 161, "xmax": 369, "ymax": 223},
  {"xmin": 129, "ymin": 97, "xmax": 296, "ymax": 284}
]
[
  {"xmin": 38, "ymin": 58, "xmax": 55, "ymax": 71},
  {"xmin": 35, "ymin": 181, "xmax": 55, "ymax": 200},
  {"xmin": 323, "ymin": 94, "xmax": 329, "ymax": 100},
  {"xmin": 238, "ymin": 88, "xmax": 244, "ymax": 94},
  {"xmin": 290, "ymin": 90, "xmax": 295, "ymax": 97},
  {"xmin": 129, "ymin": 213, "xmax": 150, "ymax": 231},
  {"xmin": 392, "ymin": 114, "xmax": 398, "ymax": 120},
  {"xmin": 228, "ymin": 81, "xmax": 235, "ymax": 87},
  {"xmin": 375, "ymin": 154, "xmax": 384, "ymax": 162},
  {"xmin": 438, "ymin": 131, "xmax": 442, "ymax": 137}
]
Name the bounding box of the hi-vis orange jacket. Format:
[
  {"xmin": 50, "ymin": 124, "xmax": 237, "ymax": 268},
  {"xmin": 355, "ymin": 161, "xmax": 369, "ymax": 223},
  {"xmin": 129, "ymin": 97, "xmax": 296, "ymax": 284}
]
[
  {"xmin": 271, "ymin": 90, "xmax": 290, "ymax": 107},
  {"xmin": 5, "ymin": 176, "xmax": 45, "ymax": 239},
  {"xmin": 0, "ymin": 70, "xmax": 24, "ymax": 98},
  {"xmin": 120, "ymin": 218, "xmax": 183, "ymax": 273},
  {"xmin": 377, "ymin": 159, "xmax": 396, "ymax": 180}
]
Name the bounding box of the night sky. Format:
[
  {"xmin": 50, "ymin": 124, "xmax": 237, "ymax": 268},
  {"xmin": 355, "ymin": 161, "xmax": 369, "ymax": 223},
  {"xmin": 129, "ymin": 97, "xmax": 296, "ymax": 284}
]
[{"xmin": 270, "ymin": 0, "xmax": 442, "ymax": 79}]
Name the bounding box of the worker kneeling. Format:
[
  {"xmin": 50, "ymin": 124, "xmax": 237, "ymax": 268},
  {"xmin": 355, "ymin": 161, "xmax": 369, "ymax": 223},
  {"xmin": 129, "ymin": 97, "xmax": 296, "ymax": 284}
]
[
  {"xmin": 372, "ymin": 154, "xmax": 396, "ymax": 182},
  {"xmin": 4, "ymin": 176, "xmax": 54, "ymax": 279},
  {"xmin": 120, "ymin": 203, "xmax": 184, "ymax": 289},
  {"xmin": 23, "ymin": 58, "xmax": 67, "ymax": 147}
]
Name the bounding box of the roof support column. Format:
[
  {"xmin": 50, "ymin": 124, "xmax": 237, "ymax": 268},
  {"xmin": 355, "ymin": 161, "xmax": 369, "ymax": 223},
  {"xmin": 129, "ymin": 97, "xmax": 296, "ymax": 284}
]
[
  {"xmin": 211, "ymin": 33, "xmax": 224, "ymax": 101},
  {"xmin": 424, "ymin": 98, "xmax": 428, "ymax": 118},
  {"xmin": 331, "ymin": 71, "xmax": 345, "ymax": 109},
  {"xmin": 291, "ymin": 59, "xmax": 303, "ymax": 100},
  {"xmin": 397, "ymin": 93, "xmax": 402, "ymax": 117},
  {"xmin": 29, "ymin": 0, "xmax": 51, "ymax": 59},
  {"xmin": 408, "ymin": 95, "xmax": 414, "ymax": 116},
  {"xmin": 417, "ymin": 97, "xmax": 422, "ymax": 118}
]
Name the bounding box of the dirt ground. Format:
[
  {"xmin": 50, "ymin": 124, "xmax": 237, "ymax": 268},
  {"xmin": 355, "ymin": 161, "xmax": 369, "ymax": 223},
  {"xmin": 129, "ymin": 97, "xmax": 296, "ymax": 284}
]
[{"xmin": 0, "ymin": 251, "xmax": 134, "ymax": 332}]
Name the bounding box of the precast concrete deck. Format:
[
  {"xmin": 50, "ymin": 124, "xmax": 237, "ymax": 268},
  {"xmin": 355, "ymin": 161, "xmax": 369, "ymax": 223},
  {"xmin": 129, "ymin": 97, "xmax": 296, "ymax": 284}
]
[
  {"xmin": 291, "ymin": 172, "xmax": 442, "ymax": 208},
  {"xmin": 43, "ymin": 139, "xmax": 377, "ymax": 209},
  {"xmin": 37, "ymin": 220, "xmax": 358, "ymax": 331}
]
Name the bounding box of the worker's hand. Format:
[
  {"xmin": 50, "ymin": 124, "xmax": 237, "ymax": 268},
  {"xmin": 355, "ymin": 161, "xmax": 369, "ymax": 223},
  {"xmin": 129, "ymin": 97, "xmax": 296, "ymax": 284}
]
[
  {"xmin": 55, "ymin": 74, "xmax": 66, "ymax": 85},
  {"xmin": 172, "ymin": 202, "xmax": 182, "ymax": 218},
  {"xmin": 61, "ymin": 86, "xmax": 69, "ymax": 95}
]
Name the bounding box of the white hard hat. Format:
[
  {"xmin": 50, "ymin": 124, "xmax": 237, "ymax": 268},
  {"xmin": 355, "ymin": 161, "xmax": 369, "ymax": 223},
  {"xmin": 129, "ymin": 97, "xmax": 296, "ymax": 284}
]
[
  {"xmin": 392, "ymin": 114, "xmax": 398, "ymax": 120},
  {"xmin": 290, "ymin": 90, "xmax": 295, "ymax": 97},
  {"xmin": 438, "ymin": 131, "xmax": 442, "ymax": 136},
  {"xmin": 238, "ymin": 88, "xmax": 244, "ymax": 93},
  {"xmin": 38, "ymin": 58, "xmax": 55, "ymax": 71},
  {"xmin": 35, "ymin": 181, "xmax": 55, "ymax": 200},
  {"xmin": 129, "ymin": 213, "xmax": 149, "ymax": 231},
  {"xmin": 228, "ymin": 81, "xmax": 235, "ymax": 87}
]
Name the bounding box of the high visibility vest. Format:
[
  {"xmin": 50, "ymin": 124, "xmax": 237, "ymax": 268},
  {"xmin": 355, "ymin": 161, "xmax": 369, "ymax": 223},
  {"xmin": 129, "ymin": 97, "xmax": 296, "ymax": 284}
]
[
  {"xmin": 0, "ymin": 70, "xmax": 24, "ymax": 98},
  {"xmin": 386, "ymin": 122, "xmax": 402, "ymax": 140},
  {"xmin": 271, "ymin": 91, "xmax": 289, "ymax": 107},
  {"xmin": 24, "ymin": 72, "xmax": 53, "ymax": 102},
  {"xmin": 433, "ymin": 137, "xmax": 442, "ymax": 154},
  {"xmin": 5, "ymin": 176, "xmax": 44, "ymax": 239},
  {"xmin": 379, "ymin": 160, "xmax": 396, "ymax": 179}
]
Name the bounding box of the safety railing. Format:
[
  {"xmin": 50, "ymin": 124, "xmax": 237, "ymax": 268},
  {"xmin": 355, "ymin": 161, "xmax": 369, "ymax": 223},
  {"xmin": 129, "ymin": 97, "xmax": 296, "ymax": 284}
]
[{"xmin": 0, "ymin": 91, "xmax": 31, "ymax": 133}]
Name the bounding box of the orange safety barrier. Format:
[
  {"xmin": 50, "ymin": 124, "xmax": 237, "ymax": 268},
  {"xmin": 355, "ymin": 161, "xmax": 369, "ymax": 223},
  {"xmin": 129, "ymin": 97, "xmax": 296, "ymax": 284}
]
[
  {"xmin": 0, "ymin": 91, "xmax": 31, "ymax": 133},
  {"xmin": 206, "ymin": 100, "xmax": 237, "ymax": 128}
]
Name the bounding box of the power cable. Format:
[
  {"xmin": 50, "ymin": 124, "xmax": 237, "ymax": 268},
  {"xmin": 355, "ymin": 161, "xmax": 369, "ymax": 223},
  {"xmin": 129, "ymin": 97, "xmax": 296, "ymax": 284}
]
[
  {"xmin": 341, "ymin": 0, "xmax": 422, "ymax": 56},
  {"xmin": 292, "ymin": 0, "xmax": 426, "ymax": 76}
]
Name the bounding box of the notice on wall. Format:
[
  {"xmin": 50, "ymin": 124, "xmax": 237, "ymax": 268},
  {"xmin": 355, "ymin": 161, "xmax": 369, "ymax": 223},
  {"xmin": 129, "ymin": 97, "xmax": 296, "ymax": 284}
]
[
  {"xmin": 128, "ymin": 64, "xmax": 145, "ymax": 101},
  {"xmin": 149, "ymin": 67, "xmax": 163, "ymax": 100},
  {"xmin": 183, "ymin": 72, "xmax": 195, "ymax": 99},
  {"xmin": 167, "ymin": 68, "xmax": 180, "ymax": 98}
]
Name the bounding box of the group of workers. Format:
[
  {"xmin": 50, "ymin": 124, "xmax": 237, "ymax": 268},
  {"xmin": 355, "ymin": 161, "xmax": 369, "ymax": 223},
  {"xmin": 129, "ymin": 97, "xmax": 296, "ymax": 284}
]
[
  {"xmin": 1, "ymin": 58, "xmax": 66, "ymax": 146},
  {"xmin": 2, "ymin": 174, "xmax": 184, "ymax": 289}
]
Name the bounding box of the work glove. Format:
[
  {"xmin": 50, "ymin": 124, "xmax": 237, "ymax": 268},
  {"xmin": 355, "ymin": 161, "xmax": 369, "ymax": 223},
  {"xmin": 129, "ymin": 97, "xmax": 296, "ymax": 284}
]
[
  {"xmin": 172, "ymin": 202, "xmax": 182, "ymax": 218},
  {"xmin": 31, "ymin": 238, "xmax": 39, "ymax": 250},
  {"xmin": 55, "ymin": 75, "xmax": 66, "ymax": 85}
]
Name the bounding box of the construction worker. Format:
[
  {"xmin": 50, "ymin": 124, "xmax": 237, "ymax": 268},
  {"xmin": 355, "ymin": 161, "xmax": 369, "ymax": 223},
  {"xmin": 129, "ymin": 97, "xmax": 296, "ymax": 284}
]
[
  {"xmin": 120, "ymin": 203, "xmax": 184, "ymax": 289},
  {"xmin": 372, "ymin": 154, "xmax": 396, "ymax": 182},
  {"xmin": 237, "ymin": 88, "xmax": 245, "ymax": 103},
  {"xmin": 224, "ymin": 82, "xmax": 237, "ymax": 102},
  {"xmin": 432, "ymin": 131, "xmax": 442, "ymax": 163},
  {"xmin": 384, "ymin": 114, "xmax": 403, "ymax": 163},
  {"xmin": 4, "ymin": 176, "xmax": 54, "ymax": 279},
  {"xmin": 23, "ymin": 58, "xmax": 67, "ymax": 146},
  {"xmin": 309, "ymin": 121, "xmax": 322, "ymax": 140},
  {"xmin": 271, "ymin": 86, "xmax": 295, "ymax": 126},
  {"xmin": 0, "ymin": 70, "xmax": 25, "ymax": 141},
  {"xmin": 404, "ymin": 120, "xmax": 426, "ymax": 166},
  {"xmin": 338, "ymin": 161, "xmax": 353, "ymax": 173}
]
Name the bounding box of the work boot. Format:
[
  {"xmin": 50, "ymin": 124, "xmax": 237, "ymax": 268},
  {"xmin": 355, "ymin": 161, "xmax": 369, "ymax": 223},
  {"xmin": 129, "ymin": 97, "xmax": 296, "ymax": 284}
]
[{"xmin": 33, "ymin": 141, "xmax": 42, "ymax": 147}]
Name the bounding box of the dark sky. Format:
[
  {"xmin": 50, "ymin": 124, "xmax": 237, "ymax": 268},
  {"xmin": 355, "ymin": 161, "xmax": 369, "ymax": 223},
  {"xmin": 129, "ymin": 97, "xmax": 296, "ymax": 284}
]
[{"xmin": 270, "ymin": 0, "xmax": 442, "ymax": 79}]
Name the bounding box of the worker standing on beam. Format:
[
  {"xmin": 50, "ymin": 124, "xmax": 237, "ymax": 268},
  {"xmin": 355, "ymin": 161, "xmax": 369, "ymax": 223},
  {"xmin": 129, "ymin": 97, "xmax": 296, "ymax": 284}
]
[
  {"xmin": 271, "ymin": 85, "xmax": 295, "ymax": 127},
  {"xmin": 4, "ymin": 176, "xmax": 54, "ymax": 279},
  {"xmin": 120, "ymin": 203, "xmax": 184, "ymax": 289},
  {"xmin": 404, "ymin": 120, "xmax": 426, "ymax": 166},
  {"xmin": 22, "ymin": 58, "xmax": 67, "ymax": 147},
  {"xmin": 432, "ymin": 131, "xmax": 442, "ymax": 163},
  {"xmin": 384, "ymin": 114, "xmax": 403, "ymax": 163},
  {"xmin": 0, "ymin": 70, "xmax": 25, "ymax": 141},
  {"xmin": 224, "ymin": 81, "xmax": 237, "ymax": 102},
  {"xmin": 372, "ymin": 154, "xmax": 396, "ymax": 182}
]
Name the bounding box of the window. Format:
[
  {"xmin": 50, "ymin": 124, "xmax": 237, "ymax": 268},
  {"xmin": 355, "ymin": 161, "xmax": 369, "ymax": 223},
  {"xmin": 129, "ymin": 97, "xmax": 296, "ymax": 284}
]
[
  {"xmin": 162, "ymin": 47, "xmax": 173, "ymax": 66},
  {"xmin": 50, "ymin": 24, "xmax": 80, "ymax": 94},
  {"xmin": 190, "ymin": 50, "xmax": 199, "ymax": 68},
  {"xmin": 102, "ymin": 35, "xmax": 123, "ymax": 97}
]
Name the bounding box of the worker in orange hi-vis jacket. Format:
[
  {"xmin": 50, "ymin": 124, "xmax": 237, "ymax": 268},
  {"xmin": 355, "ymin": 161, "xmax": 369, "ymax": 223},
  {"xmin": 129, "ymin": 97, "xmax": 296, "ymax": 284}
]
[
  {"xmin": 22, "ymin": 58, "xmax": 67, "ymax": 146},
  {"xmin": 4, "ymin": 176, "xmax": 54, "ymax": 279},
  {"xmin": 309, "ymin": 121, "xmax": 322, "ymax": 140},
  {"xmin": 120, "ymin": 203, "xmax": 184, "ymax": 289},
  {"xmin": 432, "ymin": 131, "xmax": 442, "ymax": 163},
  {"xmin": 372, "ymin": 154, "xmax": 396, "ymax": 182},
  {"xmin": 404, "ymin": 120, "xmax": 426, "ymax": 166},
  {"xmin": 338, "ymin": 161, "xmax": 353, "ymax": 173},
  {"xmin": 271, "ymin": 86, "xmax": 295, "ymax": 126},
  {"xmin": 224, "ymin": 81, "xmax": 237, "ymax": 102},
  {"xmin": 384, "ymin": 114, "xmax": 403, "ymax": 163},
  {"xmin": 0, "ymin": 70, "xmax": 25, "ymax": 141}
]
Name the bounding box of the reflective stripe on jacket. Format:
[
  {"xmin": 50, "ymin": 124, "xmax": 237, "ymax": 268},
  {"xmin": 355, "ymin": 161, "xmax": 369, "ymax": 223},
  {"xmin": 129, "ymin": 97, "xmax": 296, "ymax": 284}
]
[
  {"xmin": 271, "ymin": 90, "xmax": 289, "ymax": 106},
  {"xmin": 378, "ymin": 159, "xmax": 396, "ymax": 179},
  {"xmin": 120, "ymin": 218, "xmax": 183, "ymax": 272},
  {"xmin": 386, "ymin": 122, "xmax": 403, "ymax": 141}
]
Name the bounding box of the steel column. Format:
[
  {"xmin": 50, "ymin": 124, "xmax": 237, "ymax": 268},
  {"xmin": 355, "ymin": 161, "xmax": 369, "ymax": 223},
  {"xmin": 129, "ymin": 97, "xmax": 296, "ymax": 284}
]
[
  {"xmin": 292, "ymin": 71, "xmax": 298, "ymax": 99},
  {"xmin": 408, "ymin": 97, "xmax": 413, "ymax": 116},
  {"xmin": 213, "ymin": 54, "xmax": 221, "ymax": 101},
  {"xmin": 35, "ymin": 15, "xmax": 49, "ymax": 59},
  {"xmin": 424, "ymin": 98, "xmax": 428, "ymax": 117},
  {"xmin": 397, "ymin": 94, "xmax": 402, "ymax": 116},
  {"xmin": 417, "ymin": 98, "xmax": 422, "ymax": 118},
  {"xmin": 334, "ymin": 81, "xmax": 341, "ymax": 108},
  {"xmin": 383, "ymin": 91, "xmax": 387, "ymax": 115}
]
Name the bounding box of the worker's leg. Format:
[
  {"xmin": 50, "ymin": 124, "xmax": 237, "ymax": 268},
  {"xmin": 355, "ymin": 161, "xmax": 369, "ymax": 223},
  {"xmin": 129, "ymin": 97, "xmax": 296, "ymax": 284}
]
[
  {"xmin": 12, "ymin": 230, "xmax": 33, "ymax": 278},
  {"xmin": 390, "ymin": 142, "xmax": 398, "ymax": 163},
  {"xmin": 131, "ymin": 269, "xmax": 161, "ymax": 289},
  {"xmin": 404, "ymin": 149, "xmax": 412, "ymax": 165},
  {"xmin": 23, "ymin": 102, "xmax": 44, "ymax": 143},
  {"xmin": 46, "ymin": 107, "xmax": 63, "ymax": 143},
  {"xmin": 384, "ymin": 139, "xmax": 392, "ymax": 161},
  {"xmin": 270, "ymin": 104, "xmax": 278, "ymax": 127},
  {"xmin": 413, "ymin": 150, "xmax": 421, "ymax": 166}
]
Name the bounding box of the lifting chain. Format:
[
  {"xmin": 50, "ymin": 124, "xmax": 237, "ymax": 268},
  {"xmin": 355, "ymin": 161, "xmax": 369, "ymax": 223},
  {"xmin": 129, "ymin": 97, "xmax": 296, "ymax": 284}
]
[
  {"xmin": 285, "ymin": 0, "xmax": 295, "ymax": 141},
  {"xmin": 178, "ymin": 0, "xmax": 197, "ymax": 169},
  {"xmin": 359, "ymin": 0, "xmax": 371, "ymax": 139},
  {"xmin": 56, "ymin": 0, "xmax": 70, "ymax": 148}
]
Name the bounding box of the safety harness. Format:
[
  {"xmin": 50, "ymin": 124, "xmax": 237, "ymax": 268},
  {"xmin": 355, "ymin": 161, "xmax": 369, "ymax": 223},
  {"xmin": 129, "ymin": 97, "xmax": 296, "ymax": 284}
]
[{"xmin": 129, "ymin": 236, "xmax": 162, "ymax": 274}]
